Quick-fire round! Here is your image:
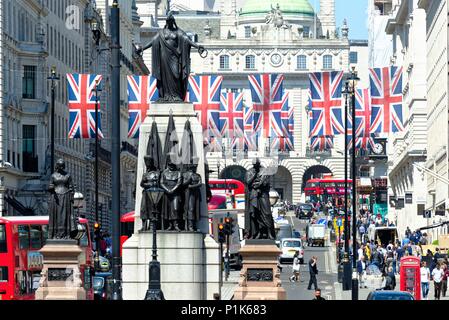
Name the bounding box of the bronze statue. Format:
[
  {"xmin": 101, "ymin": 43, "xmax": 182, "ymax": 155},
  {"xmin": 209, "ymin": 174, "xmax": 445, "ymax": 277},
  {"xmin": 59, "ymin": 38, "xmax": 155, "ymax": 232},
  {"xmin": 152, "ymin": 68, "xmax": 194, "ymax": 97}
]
[
  {"xmin": 160, "ymin": 157, "xmax": 183, "ymax": 231},
  {"xmin": 140, "ymin": 156, "xmax": 162, "ymax": 231},
  {"xmin": 136, "ymin": 11, "xmax": 206, "ymax": 102},
  {"xmin": 183, "ymin": 163, "xmax": 202, "ymax": 232},
  {"xmin": 48, "ymin": 159, "xmax": 77, "ymax": 239},
  {"xmin": 244, "ymin": 159, "xmax": 276, "ymax": 240}
]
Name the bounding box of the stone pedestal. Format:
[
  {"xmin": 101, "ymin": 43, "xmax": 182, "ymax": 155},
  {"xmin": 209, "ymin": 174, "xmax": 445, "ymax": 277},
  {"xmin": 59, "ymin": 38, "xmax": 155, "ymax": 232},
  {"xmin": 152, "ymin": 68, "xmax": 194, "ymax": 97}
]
[
  {"xmin": 35, "ymin": 239, "xmax": 86, "ymax": 300},
  {"xmin": 122, "ymin": 103, "xmax": 220, "ymax": 300},
  {"xmin": 122, "ymin": 232, "xmax": 220, "ymax": 300},
  {"xmin": 233, "ymin": 241, "xmax": 287, "ymax": 300}
]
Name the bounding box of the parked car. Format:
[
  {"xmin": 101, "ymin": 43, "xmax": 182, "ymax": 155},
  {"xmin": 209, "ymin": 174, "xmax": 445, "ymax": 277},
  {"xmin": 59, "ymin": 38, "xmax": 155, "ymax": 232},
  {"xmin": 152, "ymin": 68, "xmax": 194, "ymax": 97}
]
[
  {"xmin": 275, "ymin": 223, "xmax": 294, "ymax": 246},
  {"xmin": 279, "ymin": 238, "xmax": 304, "ymax": 264},
  {"xmin": 366, "ymin": 291, "xmax": 414, "ymax": 300},
  {"xmin": 296, "ymin": 203, "xmax": 314, "ymax": 219}
]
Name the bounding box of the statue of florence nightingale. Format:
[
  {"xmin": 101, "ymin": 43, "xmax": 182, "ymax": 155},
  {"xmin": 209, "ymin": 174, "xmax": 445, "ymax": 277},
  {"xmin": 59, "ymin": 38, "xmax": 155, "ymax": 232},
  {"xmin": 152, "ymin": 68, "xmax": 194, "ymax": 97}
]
[{"xmin": 136, "ymin": 11, "xmax": 206, "ymax": 103}]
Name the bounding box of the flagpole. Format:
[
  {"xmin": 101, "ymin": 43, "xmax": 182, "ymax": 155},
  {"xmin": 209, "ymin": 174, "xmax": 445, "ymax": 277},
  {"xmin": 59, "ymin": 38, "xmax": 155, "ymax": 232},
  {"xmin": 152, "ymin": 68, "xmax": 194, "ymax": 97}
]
[{"xmin": 94, "ymin": 80, "xmax": 101, "ymax": 272}]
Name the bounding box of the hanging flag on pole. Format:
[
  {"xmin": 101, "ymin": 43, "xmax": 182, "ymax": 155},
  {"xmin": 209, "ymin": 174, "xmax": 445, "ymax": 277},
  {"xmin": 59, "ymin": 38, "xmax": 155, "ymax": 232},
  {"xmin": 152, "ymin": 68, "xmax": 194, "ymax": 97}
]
[
  {"xmin": 369, "ymin": 66, "xmax": 403, "ymax": 133},
  {"xmin": 310, "ymin": 136, "xmax": 334, "ymax": 152},
  {"xmin": 244, "ymin": 104, "xmax": 258, "ymax": 151},
  {"xmin": 67, "ymin": 73, "xmax": 104, "ymax": 139},
  {"xmin": 275, "ymin": 92, "xmax": 294, "ymax": 152},
  {"xmin": 248, "ymin": 74, "xmax": 284, "ymax": 138},
  {"xmin": 186, "ymin": 75, "xmax": 223, "ymax": 138},
  {"xmin": 354, "ymin": 88, "xmax": 372, "ymax": 138},
  {"xmin": 309, "ymin": 71, "xmax": 344, "ymax": 137},
  {"xmin": 220, "ymin": 92, "xmax": 244, "ymax": 138},
  {"xmin": 127, "ymin": 75, "xmax": 159, "ymax": 138}
]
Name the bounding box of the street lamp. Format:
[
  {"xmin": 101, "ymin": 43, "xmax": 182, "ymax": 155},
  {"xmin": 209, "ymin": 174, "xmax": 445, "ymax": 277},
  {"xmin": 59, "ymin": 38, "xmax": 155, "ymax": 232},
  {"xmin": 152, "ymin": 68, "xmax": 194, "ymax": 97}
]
[
  {"xmin": 144, "ymin": 186, "xmax": 165, "ymax": 300},
  {"xmin": 47, "ymin": 66, "xmax": 59, "ymax": 174},
  {"xmin": 347, "ymin": 66, "xmax": 360, "ymax": 300}
]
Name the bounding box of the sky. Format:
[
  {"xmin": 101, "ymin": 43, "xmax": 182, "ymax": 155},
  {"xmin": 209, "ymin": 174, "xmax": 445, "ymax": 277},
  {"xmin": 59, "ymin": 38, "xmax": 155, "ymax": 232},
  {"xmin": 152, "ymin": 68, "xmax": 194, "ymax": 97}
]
[{"xmin": 310, "ymin": 0, "xmax": 368, "ymax": 40}]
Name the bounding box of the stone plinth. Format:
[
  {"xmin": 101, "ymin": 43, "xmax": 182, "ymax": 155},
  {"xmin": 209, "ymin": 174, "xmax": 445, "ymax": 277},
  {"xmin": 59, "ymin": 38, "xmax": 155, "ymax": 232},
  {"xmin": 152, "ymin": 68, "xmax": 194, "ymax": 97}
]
[
  {"xmin": 35, "ymin": 239, "xmax": 86, "ymax": 300},
  {"xmin": 233, "ymin": 242, "xmax": 287, "ymax": 300},
  {"xmin": 122, "ymin": 232, "xmax": 220, "ymax": 300}
]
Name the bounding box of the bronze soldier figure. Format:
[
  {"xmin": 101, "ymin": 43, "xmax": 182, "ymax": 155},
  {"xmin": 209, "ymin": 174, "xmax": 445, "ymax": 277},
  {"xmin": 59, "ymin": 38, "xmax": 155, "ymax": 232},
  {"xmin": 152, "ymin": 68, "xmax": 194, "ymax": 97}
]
[
  {"xmin": 140, "ymin": 156, "xmax": 162, "ymax": 231},
  {"xmin": 48, "ymin": 159, "xmax": 77, "ymax": 239},
  {"xmin": 183, "ymin": 163, "xmax": 202, "ymax": 231},
  {"xmin": 136, "ymin": 12, "xmax": 206, "ymax": 102},
  {"xmin": 160, "ymin": 157, "xmax": 183, "ymax": 231}
]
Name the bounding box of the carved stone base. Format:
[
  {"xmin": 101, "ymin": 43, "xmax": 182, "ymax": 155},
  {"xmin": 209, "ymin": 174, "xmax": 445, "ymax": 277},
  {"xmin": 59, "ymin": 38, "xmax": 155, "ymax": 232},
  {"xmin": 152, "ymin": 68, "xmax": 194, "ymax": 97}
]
[
  {"xmin": 233, "ymin": 244, "xmax": 286, "ymax": 300},
  {"xmin": 35, "ymin": 241, "xmax": 87, "ymax": 300}
]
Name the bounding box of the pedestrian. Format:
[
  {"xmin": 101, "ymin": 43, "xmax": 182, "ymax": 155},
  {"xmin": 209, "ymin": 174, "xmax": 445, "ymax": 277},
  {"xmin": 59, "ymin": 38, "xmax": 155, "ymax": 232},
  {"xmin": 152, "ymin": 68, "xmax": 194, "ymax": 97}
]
[
  {"xmin": 405, "ymin": 226, "xmax": 411, "ymax": 239},
  {"xmin": 432, "ymin": 263, "xmax": 444, "ymax": 300},
  {"xmin": 312, "ymin": 288, "xmax": 326, "ymax": 301},
  {"xmin": 357, "ymin": 256, "xmax": 367, "ymax": 288},
  {"xmin": 387, "ymin": 266, "xmax": 396, "ymax": 290},
  {"xmin": 442, "ymin": 263, "xmax": 449, "ymax": 297},
  {"xmin": 421, "ymin": 261, "xmax": 431, "ymax": 300},
  {"xmin": 307, "ymin": 256, "xmax": 319, "ymax": 290},
  {"xmin": 358, "ymin": 244, "xmax": 364, "ymax": 261},
  {"xmin": 290, "ymin": 251, "xmax": 301, "ymax": 283},
  {"xmin": 359, "ymin": 224, "xmax": 366, "ymax": 242}
]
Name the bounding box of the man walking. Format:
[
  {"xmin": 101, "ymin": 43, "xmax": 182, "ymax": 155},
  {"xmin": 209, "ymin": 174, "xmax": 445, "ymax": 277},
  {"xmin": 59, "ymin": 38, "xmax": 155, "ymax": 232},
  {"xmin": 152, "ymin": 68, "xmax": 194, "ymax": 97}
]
[
  {"xmin": 307, "ymin": 256, "xmax": 319, "ymax": 290},
  {"xmin": 421, "ymin": 261, "xmax": 430, "ymax": 300},
  {"xmin": 357, "ymin": 256, "xmax": 367, "ymax": 288},
  {"xmin": 432, "ymin": 263, "xmax": 444, "ymax": 300}
]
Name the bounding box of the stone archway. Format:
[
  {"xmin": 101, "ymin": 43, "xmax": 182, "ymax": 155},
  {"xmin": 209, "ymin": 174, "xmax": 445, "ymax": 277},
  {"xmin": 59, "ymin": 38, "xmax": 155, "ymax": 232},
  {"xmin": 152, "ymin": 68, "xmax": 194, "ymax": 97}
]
[
  {"xmin": 219, "ymin": 165, "xmax": 247, "ymax": 183},
  {"xmin": 301, "ymin": 165, "xmax": 333, "ymax": 191},
  {"xmin": 271, "ymin": 166, "xmax": 293, "ymax": 203}
]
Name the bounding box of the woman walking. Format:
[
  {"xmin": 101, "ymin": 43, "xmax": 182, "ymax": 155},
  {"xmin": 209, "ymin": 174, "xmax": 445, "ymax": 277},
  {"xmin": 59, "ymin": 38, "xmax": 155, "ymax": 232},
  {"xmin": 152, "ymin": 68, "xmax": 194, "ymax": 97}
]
[{"xmin": 290, "ymin": 251, "xmax": 301, "ymax": 282}]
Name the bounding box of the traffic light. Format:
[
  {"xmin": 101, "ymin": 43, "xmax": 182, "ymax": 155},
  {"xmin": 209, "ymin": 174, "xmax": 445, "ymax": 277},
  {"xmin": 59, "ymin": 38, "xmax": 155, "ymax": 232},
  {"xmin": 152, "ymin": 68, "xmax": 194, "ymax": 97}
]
[
  {"xmin": 217, "ymin": 223, "xmax": 226, "ymax": 243},
  {"xmin": 224, "ymin": 217, "xmax": 233, "ymax": 235},
  {"xmin": 94, "ymin": 222, "xmax": 101, "ymax": 240}
]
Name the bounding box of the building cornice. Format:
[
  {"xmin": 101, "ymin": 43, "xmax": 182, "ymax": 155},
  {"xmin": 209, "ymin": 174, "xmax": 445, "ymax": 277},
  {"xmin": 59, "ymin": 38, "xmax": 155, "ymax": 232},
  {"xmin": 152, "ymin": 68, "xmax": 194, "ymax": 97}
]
[{"xmin": 388, "ymin": 150, "xmax": 427, "ymax": 178}]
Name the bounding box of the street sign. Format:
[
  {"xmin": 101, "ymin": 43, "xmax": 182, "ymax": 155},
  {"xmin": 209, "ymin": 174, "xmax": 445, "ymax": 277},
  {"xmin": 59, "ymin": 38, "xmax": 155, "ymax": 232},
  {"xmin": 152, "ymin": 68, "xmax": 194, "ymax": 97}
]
[
  {"xmin": 424, "ymin": 210, "xmax": 431, "ymax": 218},
  {"xmin": 337, "ymin": 218, "xmax": 342, "ymax": 227}
]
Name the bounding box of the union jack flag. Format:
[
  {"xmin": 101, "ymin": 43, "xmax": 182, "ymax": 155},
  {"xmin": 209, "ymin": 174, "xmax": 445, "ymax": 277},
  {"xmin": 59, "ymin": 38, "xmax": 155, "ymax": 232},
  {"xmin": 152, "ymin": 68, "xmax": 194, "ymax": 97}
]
[
  {"xmin": 369, "ymin": 66, "xmax": 403, "ymax": 133},
  {"xmin": 127, "ymin": 75, "xmax": 159, "ymax": 139},
  {"xmin": 347, "ymin": 134, "xmax": 376, "ymax": 151},
  {"xmin": 220, "ymin": 92, "xmax": 244, "ymax": 138},
  {"xmin": 206, "ymin": 136, "xmax": 222, "ymax": 152},
  {"xmin": 309, "ymin": 71, "xmax": 344, "ymax": 136},
  {"xmin": 186, "ymin": 75, "xmax": 223, "ymax": 138},
  {"xmin": 231, "ymin": 136, "xmax": 245, "ymax": 151},
  {"xmin": 354, "ymin": 88, "xmax": 371, "ymax": 138},
  {"xmin": 276, "ymin": 92, "xmax": 294, "ymax": 152},
  {"xmin": 310, "ymin": 136, "xmax": 334, "ymax": 152},
  {"xmin": 248, "ymin": 74, "xmax": 284, "ymax": 138},
  {"xmin": 244, "ymin": 104, "xmax": 258, "ymax": 151},
  {"xmin": 67, "ymin": 73, "xmax": 103, "ymax": 139}
]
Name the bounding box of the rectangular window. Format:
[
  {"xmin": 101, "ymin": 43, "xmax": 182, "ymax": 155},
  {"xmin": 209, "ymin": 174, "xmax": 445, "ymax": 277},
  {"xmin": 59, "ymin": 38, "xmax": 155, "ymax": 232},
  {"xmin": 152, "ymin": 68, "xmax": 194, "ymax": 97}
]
[
  {"xmin": 323, "ymin": 55, "xmax": 333, "ymax": 69},
  {"xmin": 0, "ymin": 267, "xmax": 8, "ymax": 282},
  {"xmin": 0, "ymin": 224, "xmax": 7, "ymax": 253},
  {"xmin": 22, "ymin": 65, "xmax": 36, "ymax": 99},
  {"xmin": 18, "ymin": 225, "xmax": 30, "ymax": 250},
  {"xmin": 245, "ymin": 55, "xmax": 255, "ymax": 69},
  {"xmin": 245, "ymin": 26, "xmax": 251, "ymax": 38},
  {"xmin": 303, "ymin": 26, "xmax": 310, "ymax": 38},
  {"xmin": 297, "ymin": 55, "xmax": 307, "ymax": 70},
  {"xmin": 349, "ymin": 51, "xmax": 358, "ymax": 64},
  {"xmin": 23, "ymin": 125, "xmax": 38, "ymax": 173},
  {"xmin": 30, "ymin": 225, "xmax": 42, "ymax": 249},
  {"xmin": 219, "ymin": 55, "xmax": 229, "ymax": 69}
]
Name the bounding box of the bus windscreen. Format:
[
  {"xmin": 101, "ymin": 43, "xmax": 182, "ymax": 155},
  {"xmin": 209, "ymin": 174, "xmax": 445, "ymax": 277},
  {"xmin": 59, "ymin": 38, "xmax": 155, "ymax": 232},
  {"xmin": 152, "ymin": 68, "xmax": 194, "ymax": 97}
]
[{"xmin": 0, "ymin": 224, "xmax": 6, "ymax": 253}]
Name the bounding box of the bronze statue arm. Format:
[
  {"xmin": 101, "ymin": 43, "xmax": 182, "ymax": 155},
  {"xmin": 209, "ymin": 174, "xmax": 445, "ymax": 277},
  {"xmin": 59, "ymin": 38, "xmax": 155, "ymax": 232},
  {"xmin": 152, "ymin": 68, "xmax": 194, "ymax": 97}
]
[
  {"xmin": 188, "ymin": 181, "xmax": 202, "ymax": 189},
  {"xmin": 171, "ymin": 175, "xmax": 183, "ymax": 193},
  {"xmin": 160, "ymin": 178, "xmax": 172, "ymax": 194}
]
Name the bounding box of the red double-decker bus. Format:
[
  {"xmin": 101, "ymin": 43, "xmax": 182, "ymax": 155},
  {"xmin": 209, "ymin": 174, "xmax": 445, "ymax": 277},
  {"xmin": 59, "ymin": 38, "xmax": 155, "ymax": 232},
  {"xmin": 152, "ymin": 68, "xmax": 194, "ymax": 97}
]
[
  {"xmin": 0, "ymin": 216, "xmax": 94, "ymax": 300},
  {"xmin": 304, "ymin": 178, "xmax": 352, "ymax": 207}
]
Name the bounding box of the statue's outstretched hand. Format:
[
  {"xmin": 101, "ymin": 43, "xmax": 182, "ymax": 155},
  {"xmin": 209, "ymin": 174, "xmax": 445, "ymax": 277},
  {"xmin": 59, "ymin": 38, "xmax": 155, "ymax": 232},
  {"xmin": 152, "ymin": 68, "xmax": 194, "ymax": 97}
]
[{"xmin": 135, "ymin": 45, "xmax": 143, "ymax": 56}]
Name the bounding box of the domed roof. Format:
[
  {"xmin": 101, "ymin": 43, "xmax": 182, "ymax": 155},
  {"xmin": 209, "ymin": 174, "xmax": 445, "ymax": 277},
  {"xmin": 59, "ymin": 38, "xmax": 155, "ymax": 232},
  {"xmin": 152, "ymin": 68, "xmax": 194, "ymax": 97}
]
[{"xmin": 240, "ymin": 0, "xmax": 315, "ymax": 17}]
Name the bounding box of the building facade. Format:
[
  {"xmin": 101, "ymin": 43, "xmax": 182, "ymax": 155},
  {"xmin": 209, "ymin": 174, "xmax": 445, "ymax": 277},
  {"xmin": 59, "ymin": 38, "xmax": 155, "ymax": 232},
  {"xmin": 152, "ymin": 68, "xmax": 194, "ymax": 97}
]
[
  {"xmin": 0, "ymin": 0, "xmax": 144, "ymax": 233},
  {"xmin": 418, "ymin": 0, "xmax": 449, "ymax": 239},
  {"xmin": 137, "ymin": 0, "xmax": 375, "ymax": 204},
  {"xmin": 385, "ymin": 0, "xmax": 428, "ymax": 235}
]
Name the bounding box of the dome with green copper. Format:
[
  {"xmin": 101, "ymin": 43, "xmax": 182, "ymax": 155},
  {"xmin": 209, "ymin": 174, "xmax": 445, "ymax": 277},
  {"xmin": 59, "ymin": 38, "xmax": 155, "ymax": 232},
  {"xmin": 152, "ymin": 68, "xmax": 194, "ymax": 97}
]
[{"xmin": 240, "ymin": 0, "xmax": 315, "ymax": 17}]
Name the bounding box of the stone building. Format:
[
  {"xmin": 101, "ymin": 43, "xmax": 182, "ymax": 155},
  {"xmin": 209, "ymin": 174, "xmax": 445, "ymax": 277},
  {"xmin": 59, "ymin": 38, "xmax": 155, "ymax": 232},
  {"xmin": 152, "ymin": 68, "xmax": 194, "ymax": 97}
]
[{"xmin": 136, "ymin": 0, "xmax": 374, "ymax": 204}]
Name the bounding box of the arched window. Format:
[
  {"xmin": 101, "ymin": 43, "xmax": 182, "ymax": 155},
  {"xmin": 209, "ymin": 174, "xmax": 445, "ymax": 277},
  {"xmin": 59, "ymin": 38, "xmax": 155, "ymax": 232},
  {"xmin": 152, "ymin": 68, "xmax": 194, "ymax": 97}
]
[
  {"xmin": 323, "ymin": 55, "xmax": 333, "ymax": 69},
  {"xmin": 297, "ymin": 55, "xmax": 307, "ymax": 70},
  {"xmin": 245, "ymin": 55, "xmax": 255, "ymax": 69},
  {"xmin": 220, "ymin": 55, "xmax": 230, "ymax": 69}
]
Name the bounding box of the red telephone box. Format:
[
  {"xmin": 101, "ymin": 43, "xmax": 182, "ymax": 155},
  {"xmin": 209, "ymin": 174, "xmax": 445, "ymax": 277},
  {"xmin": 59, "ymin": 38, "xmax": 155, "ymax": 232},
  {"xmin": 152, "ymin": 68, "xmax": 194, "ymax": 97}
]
[{"xmin": 400, "ymin": 256, "xmax": 421, "ymax": 300}]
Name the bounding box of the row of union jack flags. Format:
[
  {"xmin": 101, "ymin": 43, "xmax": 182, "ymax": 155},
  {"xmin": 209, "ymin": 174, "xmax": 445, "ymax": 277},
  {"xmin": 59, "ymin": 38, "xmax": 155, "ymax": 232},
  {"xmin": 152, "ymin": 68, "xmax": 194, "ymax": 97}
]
[{"xmin": 308, "ymin": 66, "xmax": 403, "ymax": 151}]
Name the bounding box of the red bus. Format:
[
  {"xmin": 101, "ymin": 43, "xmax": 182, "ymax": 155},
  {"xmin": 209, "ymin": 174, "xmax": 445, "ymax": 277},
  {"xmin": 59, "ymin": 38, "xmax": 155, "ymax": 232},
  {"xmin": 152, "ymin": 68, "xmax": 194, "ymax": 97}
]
[
  {"xmin": 0, "ymin": 216, "xmax": 94, "ymax": 300},
  {"xmin": 304, "ymin": 178, "xmax": 352, "ymax": 207},
  {"xmin": 209, "ymin": 179, "xmax": 245, "ymax": 208}
]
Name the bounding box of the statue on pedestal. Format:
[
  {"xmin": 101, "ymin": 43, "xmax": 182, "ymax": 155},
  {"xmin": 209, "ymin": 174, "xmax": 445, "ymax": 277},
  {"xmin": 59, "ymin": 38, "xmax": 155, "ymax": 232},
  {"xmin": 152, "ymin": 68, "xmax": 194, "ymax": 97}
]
[
  {"xmin": 140, "ymin": 156, "xmax": 161, "ymax": 231},
  {"xmin": 136, "ymin": 11, "xmax": 206, "ymax": 102},
  {"xmin": 161, "ymin": 157, "xmax": 183, "ymax": 231},
  {"xmin": 48, "ymin": 159, "xmax": 77, "ymax": 239},
  {"xmin": 183, "ymin": 162, "xmax": 202, "ymax": 232},
  {"xmin": 244, "ymin": 159, "xmax": 276, "ymax": 240}
]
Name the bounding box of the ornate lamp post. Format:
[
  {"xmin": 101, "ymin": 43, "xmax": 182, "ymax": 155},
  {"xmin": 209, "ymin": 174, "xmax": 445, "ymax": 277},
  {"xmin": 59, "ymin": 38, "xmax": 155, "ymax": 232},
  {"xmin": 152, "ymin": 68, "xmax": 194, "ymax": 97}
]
[
  {"xmin": 144, "ymin": 186, "xmax": 165, "ymax": 300},
  {"xmin": 347, "ymin": 67, "xmax": 360, "ymax": 300},
  {"xmin": 47, "ymin": 66, "xmax": 59, "ymax": 174}
]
